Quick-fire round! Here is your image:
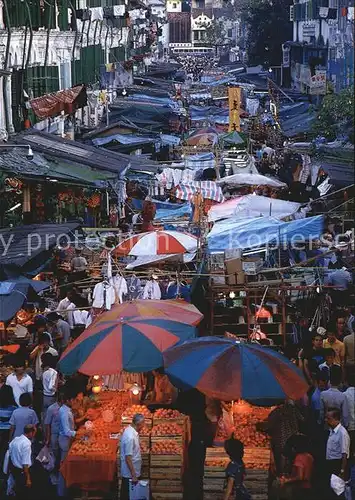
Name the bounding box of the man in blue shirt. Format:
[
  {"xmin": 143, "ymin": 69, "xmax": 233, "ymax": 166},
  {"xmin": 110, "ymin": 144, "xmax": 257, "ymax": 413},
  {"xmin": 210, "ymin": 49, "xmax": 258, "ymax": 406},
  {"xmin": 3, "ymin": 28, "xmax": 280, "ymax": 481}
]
[
  {"xmin": 57, "ymin": 390, "xmax": 76, "ymax": 498},
  {"xmin": 45, "ymin": 394, "xmax": 62, "ymax": 485}
]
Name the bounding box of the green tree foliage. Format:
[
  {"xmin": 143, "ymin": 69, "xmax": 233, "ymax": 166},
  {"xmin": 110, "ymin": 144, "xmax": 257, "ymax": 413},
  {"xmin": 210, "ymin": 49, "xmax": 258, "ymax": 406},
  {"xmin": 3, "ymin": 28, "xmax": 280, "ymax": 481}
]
[
  {"xmin": 237, "ymin": 0, "xmax": 293, "ymax": 67},
  {"xmin": 312, "ymin": 87, "xmax": 355, "ymax": 143}
]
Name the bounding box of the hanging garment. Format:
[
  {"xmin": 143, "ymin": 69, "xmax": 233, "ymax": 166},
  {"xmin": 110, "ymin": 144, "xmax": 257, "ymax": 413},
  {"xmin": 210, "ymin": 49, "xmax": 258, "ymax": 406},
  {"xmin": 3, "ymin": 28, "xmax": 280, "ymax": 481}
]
[
  {"xmin": 113, "ymin": 4, "xmax": 125, "ymax": 16},
  {"xmin": 112, "ymin": 275, "xmax": 128, "ymax": 304},
  {"xmin": 126, "ymin": 276, "xmax": 142, "ymax": 301},
  {"xmin": 103, "ymin": 373, "xmax": 124, "ymax": 390},
  {"xmin": 92, "ymin": 282, "xmax": 116, "ymax": 310},
  {"xmin": 166, "ymin": 281, "xmax": 191, "ymax": 302},
  {"xmin": 73, "ymin": 310, "xmax": 92, "ymax": 328},
  {"xmin": 90, "ymin": 7, "xmax": 104, "ymax": 20},
  {"xmin": 142, "ymin": 280, "xmax": 161, "ymax": 300}
]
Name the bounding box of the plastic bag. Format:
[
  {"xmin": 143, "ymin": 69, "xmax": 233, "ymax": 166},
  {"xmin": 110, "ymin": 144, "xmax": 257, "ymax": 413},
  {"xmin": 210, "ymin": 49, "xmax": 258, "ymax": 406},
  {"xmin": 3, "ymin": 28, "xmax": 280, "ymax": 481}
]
[
  {"xmin": 129, "ymin": 480, "xmax": 149, "ymax": 500},
  {"xmin": 36, "ymin": 445, "xmax": 55, "ymax": 472},
  {"xmin": 331, "ymin": 474, "xmax": 346, "ymax": 496}
]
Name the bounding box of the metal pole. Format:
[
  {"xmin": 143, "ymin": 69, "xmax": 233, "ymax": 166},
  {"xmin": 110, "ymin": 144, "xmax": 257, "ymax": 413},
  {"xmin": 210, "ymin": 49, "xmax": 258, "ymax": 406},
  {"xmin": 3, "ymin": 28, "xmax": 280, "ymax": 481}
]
[{"xmin": 280, "ymin": 65, "xmax": 283, "ymax": 87}]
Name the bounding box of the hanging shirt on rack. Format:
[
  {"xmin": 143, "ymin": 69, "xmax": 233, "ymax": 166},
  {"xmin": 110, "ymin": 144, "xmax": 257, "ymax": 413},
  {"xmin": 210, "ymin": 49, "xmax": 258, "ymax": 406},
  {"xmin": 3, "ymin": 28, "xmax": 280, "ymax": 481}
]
[
  {"xmin": 166, "ymin": 281, "xmax": 191, "ymax": 302},
  {"xmin": 126, "ymin": 276, "xmax": 142, "ymax": 301},
  {"xmin": 92, "ymin": 281, "xmax": 116, "ymax": 310},
  {"xmin": 112, "ymin": 275, "xmax": 128, "ymax": 304},
  {"xmin": 142, "ymin": 280, "xmax": 161, "ymax": 300}
]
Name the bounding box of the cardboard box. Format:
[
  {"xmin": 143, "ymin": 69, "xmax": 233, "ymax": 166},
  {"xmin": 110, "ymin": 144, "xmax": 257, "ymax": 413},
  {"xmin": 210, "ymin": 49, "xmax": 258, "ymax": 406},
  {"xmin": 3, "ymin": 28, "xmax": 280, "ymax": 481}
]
[
  {"xmin": 226, "ymin": 274, "xmax": 236, "ymax": 285},
  {"xmin": 224, "ymin": 249, "xmax": 242, "ymax": 260},
  {"xmin": 225, "ymin": 258, "xmax": 243, "ymax": 275},
  {"xmin": 236, "ymin": 271, "xmax": 245, "ymax": 284},
  {"xmin": 226, "ymin": 272, "xmax": 245, "ymax": 285}
]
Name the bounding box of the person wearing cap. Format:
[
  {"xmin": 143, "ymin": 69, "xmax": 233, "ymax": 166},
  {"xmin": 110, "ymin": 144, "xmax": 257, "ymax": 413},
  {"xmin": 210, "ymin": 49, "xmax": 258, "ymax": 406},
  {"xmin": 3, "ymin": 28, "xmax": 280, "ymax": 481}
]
[{"xmin": 46, "ymin": 312, "xmax": 71, "ymax": 354}]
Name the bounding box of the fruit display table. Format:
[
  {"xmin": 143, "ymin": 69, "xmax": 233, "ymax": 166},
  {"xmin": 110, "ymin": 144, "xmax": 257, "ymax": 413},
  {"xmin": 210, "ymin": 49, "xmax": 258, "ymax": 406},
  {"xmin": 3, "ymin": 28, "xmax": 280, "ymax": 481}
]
[
  {"xmin": 203, "ymin": 401, "xmax": 273, "ymax": 500},
  {"xmin": 61, "ymin": 391, "xmax": 130, "ymax": 493}
]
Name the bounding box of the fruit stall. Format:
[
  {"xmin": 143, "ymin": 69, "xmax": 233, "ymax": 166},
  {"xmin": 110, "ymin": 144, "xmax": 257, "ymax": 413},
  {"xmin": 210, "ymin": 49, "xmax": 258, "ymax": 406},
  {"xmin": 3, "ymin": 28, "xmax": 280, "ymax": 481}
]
[
  {"xmin": 61, "ymin": 392, "xmax": 190, "ymax": 500},
  {"xmin": 60, "ymin": 391, "xmax": 130, "ymax": 497},
  {"xmin": 203, "ymin": 400, "xmax": 274, "ymax": 500}
]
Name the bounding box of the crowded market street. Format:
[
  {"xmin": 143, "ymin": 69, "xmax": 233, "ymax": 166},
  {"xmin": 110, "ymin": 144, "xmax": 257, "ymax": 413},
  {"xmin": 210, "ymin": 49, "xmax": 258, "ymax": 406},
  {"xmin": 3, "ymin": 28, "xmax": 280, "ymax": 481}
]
[{"xmin": 0, "ymin": 1, "xmax": 354, "ymax": 499}]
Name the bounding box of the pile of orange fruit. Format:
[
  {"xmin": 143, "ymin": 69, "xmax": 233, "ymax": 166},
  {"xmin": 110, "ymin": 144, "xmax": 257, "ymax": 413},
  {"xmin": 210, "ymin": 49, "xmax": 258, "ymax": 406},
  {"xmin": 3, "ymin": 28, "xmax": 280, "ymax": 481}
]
[
  {"xmin": 151, "ymin": 423, "xmax": 183, "ymax": 436},
  {"xmin": 151, "ymin": 439, "xmax": 181, "ymax": 455},
  {"xmin": 122, "ymin": 405, "xmax": 152, "ymax": 419},
  {"xmin": 154, "ymin": 409, "xmax": 183, "ymax": 419}
]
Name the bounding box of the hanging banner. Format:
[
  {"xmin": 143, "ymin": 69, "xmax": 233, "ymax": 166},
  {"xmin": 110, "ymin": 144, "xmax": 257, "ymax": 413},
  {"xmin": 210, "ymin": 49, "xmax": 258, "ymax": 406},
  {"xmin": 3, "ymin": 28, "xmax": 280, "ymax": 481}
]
[
  {"xmin": 310, "ymin": 70, "xmax": 327, "ymax": 95},
  {"xmin": 228, "ymin": 87, "xmax": 241, "ymax": 132},
  {"xmin": 282, "ymin": 44, "xmax": 291, "ymax": 68}
]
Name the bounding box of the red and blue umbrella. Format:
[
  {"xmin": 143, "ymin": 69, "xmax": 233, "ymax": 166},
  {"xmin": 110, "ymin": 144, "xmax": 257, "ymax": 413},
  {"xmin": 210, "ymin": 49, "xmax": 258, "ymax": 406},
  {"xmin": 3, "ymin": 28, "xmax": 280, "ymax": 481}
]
[
  {"xmin": 100, "ymin": 299, "xmax": 203, "ymax": 326},
  {"xmin": 58, "ymin": 317, "xmax": 196, "ymax": 376},
  {"xmin": 163, "ymin": 337, "xmax": 308, "ymax": 401}
]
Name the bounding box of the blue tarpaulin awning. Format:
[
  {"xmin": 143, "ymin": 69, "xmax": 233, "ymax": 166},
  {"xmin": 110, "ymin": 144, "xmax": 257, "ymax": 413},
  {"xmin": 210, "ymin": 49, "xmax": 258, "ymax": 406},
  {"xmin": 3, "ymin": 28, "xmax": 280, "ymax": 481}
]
[
  {"xmin": 207, "ymin": 215, "xmax": 324, "ymax": 252},
  {"xmin": 0, "ymin": 276, "xmax": 50, "ymax": 322}
]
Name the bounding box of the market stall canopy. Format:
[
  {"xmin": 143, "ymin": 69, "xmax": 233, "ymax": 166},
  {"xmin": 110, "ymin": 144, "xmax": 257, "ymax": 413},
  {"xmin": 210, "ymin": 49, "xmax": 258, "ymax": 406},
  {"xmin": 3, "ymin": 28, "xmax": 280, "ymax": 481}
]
[
  {"xmin": 0, "ymin": 222, "xmax": 82, "ymax": 278},
  {"xmin": 217, "ymin": 173, "xmax": 287, "ymax": 188},
  {"xmin": 175, "ymin": 181, "xmax": 224, "ymax": 203},
  {"xmin": 113, "ymin": 230, "xmax": 198, "ymax": 256},
  {"xmin": 207, "ymin": 215, "xmax": 324, "ymax": 252},
  {"xmin": 163, "ymin": 337, "xmax": 308, "ymax": 401},
  {"xmin": 101, "ymin": 299, "xmax": 203, "ymax": 325},
  {"xmin": 30, "ymin": 84, "xmax": 87, "ymax": 120},
  {"xmin": 0, "ymin": 276, "xmax": 50, "ymax": 322},
  {"xmin": 279, "ymin": 102, "xmax": 316, "ymax": 138},
  {"xmin": 125, "ymin": 252, "xmax": 195, "ymax": 269},
  {"xmin": 221, "ymin": 131, "xmax": 245, "ymax": 145},
  {"xmin": 208, "ymin": 195, "xmax": 302, "ymax": 222},
  {"xmin": 186, "ymin": 128, "xmax": 219, "ymax": 146},
  {"xmin": 58, "ymin": 316, "xmax": 196, "ymax": 375}
]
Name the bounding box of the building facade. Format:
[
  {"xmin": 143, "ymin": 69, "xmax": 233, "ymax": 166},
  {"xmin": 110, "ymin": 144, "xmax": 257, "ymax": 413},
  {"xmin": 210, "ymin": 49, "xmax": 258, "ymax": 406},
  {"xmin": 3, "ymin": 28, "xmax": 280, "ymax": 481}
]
[
  {"xmin": 289, "ymin": 0, "xmax": 354, "ymax": 93},
  {"xmin": 0, "ymin": 0, "xmax": 157, "ymax": 137}
]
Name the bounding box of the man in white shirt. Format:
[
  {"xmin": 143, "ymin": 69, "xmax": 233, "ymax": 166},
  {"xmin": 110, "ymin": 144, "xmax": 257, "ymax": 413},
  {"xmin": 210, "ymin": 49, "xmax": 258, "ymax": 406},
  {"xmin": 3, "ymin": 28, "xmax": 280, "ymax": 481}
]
[
  {"xmin": 57, "ymin": 290, "xmax": 76, "ymax": 327},
  {"xmin": 41, "ymin": 353, "xmax": 58, "ymax": 421},
  {"xmin": 8, "ymin": 424, "xmax": 36, "ymax": 499},
  {"xmin": 6, "ymin": 363, "xmax": 33, "ymax": 407},
  {"xmin": 120, "ymin": 413, "xmax": 145, "ymax": 500},
  {"xmin": 326, "ymin": 408, "xmax": 350, "ymax": 486}
]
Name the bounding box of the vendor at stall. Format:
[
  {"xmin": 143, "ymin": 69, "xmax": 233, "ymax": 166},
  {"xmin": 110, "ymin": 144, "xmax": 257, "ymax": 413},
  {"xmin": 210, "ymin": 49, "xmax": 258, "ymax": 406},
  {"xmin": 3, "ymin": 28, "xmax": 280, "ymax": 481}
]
[{"xmin": 149, "ymin": 369, "xmax": 178, "ymax": 405}]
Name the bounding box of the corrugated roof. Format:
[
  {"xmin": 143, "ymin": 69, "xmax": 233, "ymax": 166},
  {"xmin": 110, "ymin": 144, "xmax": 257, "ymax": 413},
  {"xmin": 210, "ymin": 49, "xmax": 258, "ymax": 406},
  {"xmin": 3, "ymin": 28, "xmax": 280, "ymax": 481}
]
[
  {"xmin": 0, "ymin": 223, "xmax": 82, "ymax": 277},
  {"xmin": 0, "ymin": 149, "xmax": 116, "ymax": 186},
  {"xmin": 12, "ymin": 130, "xmax": 159, "ymax": 173}
]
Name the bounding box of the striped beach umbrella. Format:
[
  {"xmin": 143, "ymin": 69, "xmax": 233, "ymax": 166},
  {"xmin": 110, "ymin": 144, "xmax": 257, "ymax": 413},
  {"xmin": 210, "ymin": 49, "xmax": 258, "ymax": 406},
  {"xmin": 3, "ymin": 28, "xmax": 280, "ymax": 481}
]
[
  {"xmin": 58, "ymin": 317, "xmax": 196, "ymax": 375},
  {"xmin": 101, "ymin": 299, "xmax": 203, "ymax": 326},
  {"xmin": 113, "ymin": 230, "xmax": 197, "ymax": 256},
  {"xmin": 163, "ymin": 337, "xmax": 308, "ymax": 401}
]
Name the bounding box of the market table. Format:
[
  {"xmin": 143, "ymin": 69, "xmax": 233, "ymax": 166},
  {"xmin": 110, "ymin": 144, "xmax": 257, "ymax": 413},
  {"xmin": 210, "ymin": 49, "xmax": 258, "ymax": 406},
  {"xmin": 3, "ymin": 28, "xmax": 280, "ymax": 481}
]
[{"xmin": 60, "ymin": 440, "xmax": 118, "ymax": 490}]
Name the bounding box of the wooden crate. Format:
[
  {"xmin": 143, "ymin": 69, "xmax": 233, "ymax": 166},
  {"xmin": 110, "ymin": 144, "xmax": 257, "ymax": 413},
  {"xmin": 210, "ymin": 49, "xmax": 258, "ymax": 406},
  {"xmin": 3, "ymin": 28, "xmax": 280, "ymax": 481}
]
[
  {"xmin": 244, "ymin": 447, "xmax": 270, "ymax": 469},
  {"xmin": 150, "ymin": 479, "xmax": 183, "ymax": 493},
  {"xmin": 151, "ymin": 493, "xmax": 183, "ymax": 500},
  {"xmin": 121, "ymin": 418, "xmax": 152, "ymax": 430},
  {"xmin": 151, "ymin": 435, "xmax": 183, "ymax": 446},
  {"xmin": 150, "ymin": 454, "xmax": 183, "ymax": 480}
]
